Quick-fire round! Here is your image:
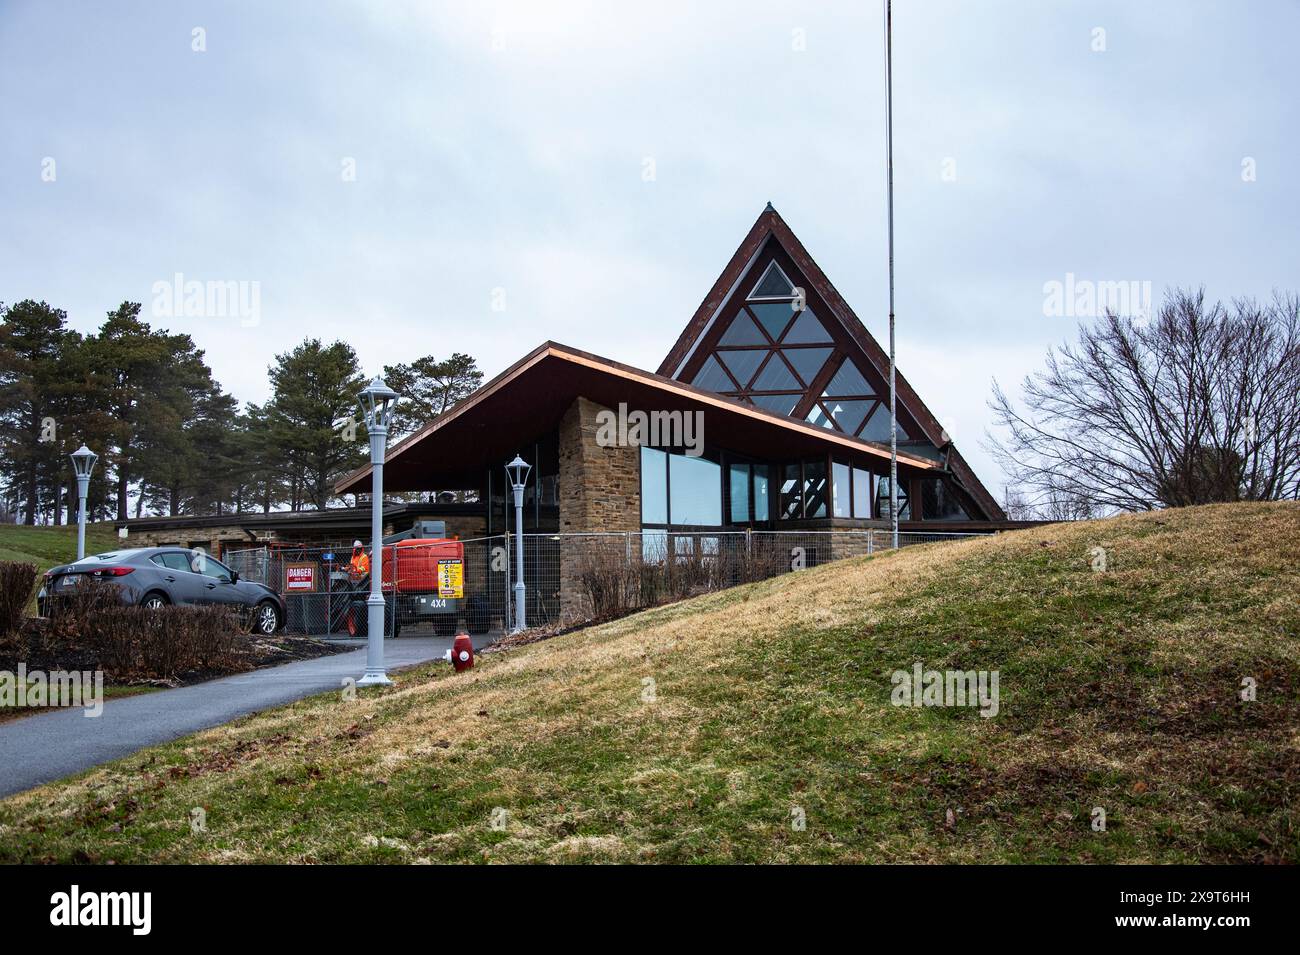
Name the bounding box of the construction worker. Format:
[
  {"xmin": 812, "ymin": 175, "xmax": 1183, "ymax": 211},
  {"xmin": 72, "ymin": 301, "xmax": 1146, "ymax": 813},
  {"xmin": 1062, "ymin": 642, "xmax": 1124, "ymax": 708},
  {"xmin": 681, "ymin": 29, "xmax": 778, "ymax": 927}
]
[{"xmin": 347, "ymin": 539, "xmax": 370, "ymax": 583}]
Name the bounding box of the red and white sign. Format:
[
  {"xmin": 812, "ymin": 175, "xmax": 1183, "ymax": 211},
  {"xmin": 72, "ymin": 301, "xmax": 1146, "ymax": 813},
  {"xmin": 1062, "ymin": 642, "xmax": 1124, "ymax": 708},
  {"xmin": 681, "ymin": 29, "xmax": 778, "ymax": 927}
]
[{"xmin": 285, "ymin": 564, "xmax": 316, "ymax": 592}]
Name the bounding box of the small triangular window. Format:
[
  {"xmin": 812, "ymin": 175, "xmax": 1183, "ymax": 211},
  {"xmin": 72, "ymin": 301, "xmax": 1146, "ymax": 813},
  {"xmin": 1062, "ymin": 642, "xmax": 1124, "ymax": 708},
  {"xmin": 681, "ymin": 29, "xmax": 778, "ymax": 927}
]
[
  {"xmin": 692, "ymin": 355, "xmax": 736, "ymax": 391},
  {"xmin": 718, "ymin": 312, "xmax": 766, "ymax": 346},
  {"xmin": 781, "ymin": 309, "xmax": 832, "ymax": 344},
  {"xmin": 823, "ymin": 359, "xmax": 873, "ymax": 397},
  {"xmin": 716, "ymin": 349, "xmax": 766, "ymax": 389},
  {"xmin": 748, "ymin": 261, "xmax": 795, "ymax": 299}
]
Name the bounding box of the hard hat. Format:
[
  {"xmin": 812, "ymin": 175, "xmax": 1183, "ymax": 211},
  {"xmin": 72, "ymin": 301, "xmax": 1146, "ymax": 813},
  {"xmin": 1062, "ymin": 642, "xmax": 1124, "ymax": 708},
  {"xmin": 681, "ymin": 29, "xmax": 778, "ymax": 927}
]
[{"xmin": 352, "ymin": 540, "xmax": 363, "ymax": 549}]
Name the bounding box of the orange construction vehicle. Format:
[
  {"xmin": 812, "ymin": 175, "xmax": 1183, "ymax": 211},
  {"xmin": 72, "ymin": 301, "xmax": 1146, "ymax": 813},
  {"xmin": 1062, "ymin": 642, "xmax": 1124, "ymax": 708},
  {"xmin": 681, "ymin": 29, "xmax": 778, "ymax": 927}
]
[{"xmin": 343, "ymin": 521, "xmax": 488, "ymax": 638}]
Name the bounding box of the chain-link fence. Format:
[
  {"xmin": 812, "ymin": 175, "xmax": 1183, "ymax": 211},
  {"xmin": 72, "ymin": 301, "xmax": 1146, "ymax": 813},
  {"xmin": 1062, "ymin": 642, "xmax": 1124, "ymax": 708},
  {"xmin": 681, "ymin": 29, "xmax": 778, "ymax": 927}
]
[
  {"xmin": 226, "ymin": 528, "xmax": 980, "ymax": 638},
  {"xmin": 224, "ymin": 538, "xmax": 510, "ymax": 639}
]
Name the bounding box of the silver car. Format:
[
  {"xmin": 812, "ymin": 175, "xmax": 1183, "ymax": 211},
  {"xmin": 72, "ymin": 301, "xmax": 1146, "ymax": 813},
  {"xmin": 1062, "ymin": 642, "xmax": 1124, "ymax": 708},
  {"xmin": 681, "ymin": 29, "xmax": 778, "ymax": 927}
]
[{"xmin": 38, "ymin": 547, "xmax": 285, "ymax": 635}]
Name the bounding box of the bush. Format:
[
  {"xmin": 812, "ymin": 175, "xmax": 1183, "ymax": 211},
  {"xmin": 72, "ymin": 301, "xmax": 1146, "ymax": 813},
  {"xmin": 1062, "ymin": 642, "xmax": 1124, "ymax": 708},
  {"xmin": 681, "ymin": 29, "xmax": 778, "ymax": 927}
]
[
  {"xmin": 44, "ymin": 589, "xmax": 250, "ymax": 681},
  {"xmin": 0, "ymin": 560, "xmax": 38, "ymax": 641}
]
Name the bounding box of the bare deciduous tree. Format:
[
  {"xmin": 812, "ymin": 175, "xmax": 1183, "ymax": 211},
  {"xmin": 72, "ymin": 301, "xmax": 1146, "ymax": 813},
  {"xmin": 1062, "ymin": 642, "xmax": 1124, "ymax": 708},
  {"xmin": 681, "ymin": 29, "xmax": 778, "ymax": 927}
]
[{"xmin": 987, "ymin": 289, "xmax": 1300, "ymax": 515}]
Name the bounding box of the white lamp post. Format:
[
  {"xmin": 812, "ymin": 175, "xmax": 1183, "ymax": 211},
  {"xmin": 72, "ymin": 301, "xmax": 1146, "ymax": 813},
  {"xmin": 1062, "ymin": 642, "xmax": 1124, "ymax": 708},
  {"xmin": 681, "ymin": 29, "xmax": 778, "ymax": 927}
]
[
  {"xmin": 357, "ymin": 376, "xmax": 398, "ymax": 687},
  {"xmin": 506, "ymin": 454, "xmax": 531, "ymax": 633},
  {"xmin": 69, "ymin": 445, "xmax": 98, "ymax": 560}
]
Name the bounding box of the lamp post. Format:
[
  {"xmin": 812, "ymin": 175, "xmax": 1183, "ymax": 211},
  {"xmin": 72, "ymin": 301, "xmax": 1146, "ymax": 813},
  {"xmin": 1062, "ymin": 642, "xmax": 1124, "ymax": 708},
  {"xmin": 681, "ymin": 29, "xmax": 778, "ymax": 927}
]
[
  {"xmin": 69, "ymin": 444, "xmax": 98, "ymax": 560},
  {"xmin": 357, "ymin": 376, "xmax": 398, "ymax": 687},
  {"xmin": 505, "ymin": 454, "xmax": 531, "ymax": 633}
]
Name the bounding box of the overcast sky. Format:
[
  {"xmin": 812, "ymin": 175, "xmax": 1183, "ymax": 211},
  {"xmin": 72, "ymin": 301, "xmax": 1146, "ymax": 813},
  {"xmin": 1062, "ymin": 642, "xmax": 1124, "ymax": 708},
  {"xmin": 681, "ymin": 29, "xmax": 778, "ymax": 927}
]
[{"xmin": 3, "ymin": 0, "xmax": 1296, "ymax": 496}]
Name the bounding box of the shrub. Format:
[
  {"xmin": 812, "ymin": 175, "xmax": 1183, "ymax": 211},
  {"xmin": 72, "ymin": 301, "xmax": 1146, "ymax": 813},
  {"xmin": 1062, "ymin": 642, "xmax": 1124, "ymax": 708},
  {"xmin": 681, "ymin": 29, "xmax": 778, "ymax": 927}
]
[
  {"xmin": 0, "ymin": 560, "xmax": 38, "ymax": 639},
  {"xmin": 45, "ymin": 592, "xmax": 250, "ymax": 681}
]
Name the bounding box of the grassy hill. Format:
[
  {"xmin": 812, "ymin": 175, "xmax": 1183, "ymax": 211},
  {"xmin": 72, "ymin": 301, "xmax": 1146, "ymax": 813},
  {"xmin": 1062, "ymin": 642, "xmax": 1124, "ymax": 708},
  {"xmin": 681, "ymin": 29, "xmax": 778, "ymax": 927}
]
[
  {"xmin": 1, "ymin": 502, "xmax": 1297, "ymax": 863},
  {"xmin": 0, "ymin": 522, "xmax": 121, "ymax": 570}
]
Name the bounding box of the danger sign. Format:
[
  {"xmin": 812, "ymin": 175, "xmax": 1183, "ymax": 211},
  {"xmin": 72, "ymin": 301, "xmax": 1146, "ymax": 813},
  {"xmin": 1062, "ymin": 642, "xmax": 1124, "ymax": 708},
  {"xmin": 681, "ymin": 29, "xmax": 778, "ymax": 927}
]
[
  {"xmin": 437, "ymin": 559, "xmax": 463, "ymax": 598},
  {"xmin": 285, "ymin": 563, "xmax": 316, "ymax": 592}
]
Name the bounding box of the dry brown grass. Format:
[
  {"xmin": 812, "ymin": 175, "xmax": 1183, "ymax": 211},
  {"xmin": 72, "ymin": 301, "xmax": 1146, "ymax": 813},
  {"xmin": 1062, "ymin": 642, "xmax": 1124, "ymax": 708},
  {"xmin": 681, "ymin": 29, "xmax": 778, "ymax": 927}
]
[{"xmin": 1, "ymin": 502, "xmax": 1297, "ymax": 863}]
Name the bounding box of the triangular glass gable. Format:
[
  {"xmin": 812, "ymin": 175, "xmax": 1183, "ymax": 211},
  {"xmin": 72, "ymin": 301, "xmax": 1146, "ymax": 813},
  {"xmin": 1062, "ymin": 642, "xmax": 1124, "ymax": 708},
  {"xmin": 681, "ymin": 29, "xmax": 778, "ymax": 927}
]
[
  {"xmin": 750, "ymin": 393, "xmax": 801, "ymax": 416},
  {"xmin": 781, "ymin": 309, "xmax": 832, "ymax": 344},
  {"xmin": 691, "ymin": 354, "xmax": 736, "ymax": 391},
  {"xmin": 748, "ymin": 303, "xmax": 795, "ymax": 341},
  {"xmin": 748, "ymin": 260, "xmax": 795, "ymax": 299},
  {"xmin": 751, "ymin": 354, "xmax": 800, "ymax": 391},
  {"xmin": 716, "ymin": 349, "xmax": 766, "ymax": 389},
  {"xmin": 718, "ymin": 311, "xmax": 766, "ymax": 346},
  {"xmin": 782, "ymin": 347, "xmax": 832, "ymax": 386},
  {"xmin": 823, "ymin": 359, "xmax": 873, "ymax": 397}
]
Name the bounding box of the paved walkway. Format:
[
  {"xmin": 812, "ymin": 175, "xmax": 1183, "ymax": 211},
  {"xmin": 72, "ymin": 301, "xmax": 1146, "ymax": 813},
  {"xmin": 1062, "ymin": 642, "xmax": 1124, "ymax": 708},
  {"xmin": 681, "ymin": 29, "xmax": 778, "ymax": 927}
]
[{"xmin": 0, "ymin": 635, "xmax": 487, "ymax": 799}]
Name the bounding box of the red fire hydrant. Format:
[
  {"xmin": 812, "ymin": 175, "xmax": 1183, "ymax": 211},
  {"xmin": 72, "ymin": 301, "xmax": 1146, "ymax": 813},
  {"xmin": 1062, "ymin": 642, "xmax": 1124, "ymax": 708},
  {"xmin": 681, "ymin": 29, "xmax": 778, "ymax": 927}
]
[{"xmin": 449, "ymin": 632, "xmax": 474, "ymax": 673}]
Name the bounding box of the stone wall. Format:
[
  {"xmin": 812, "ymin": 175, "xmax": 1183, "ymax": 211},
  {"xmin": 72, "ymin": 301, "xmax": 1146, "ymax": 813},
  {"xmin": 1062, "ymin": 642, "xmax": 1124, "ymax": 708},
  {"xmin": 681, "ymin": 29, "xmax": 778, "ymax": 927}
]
[{"xmin": 557, "ymin": 396, "xmax": 641, "ymax": 622}]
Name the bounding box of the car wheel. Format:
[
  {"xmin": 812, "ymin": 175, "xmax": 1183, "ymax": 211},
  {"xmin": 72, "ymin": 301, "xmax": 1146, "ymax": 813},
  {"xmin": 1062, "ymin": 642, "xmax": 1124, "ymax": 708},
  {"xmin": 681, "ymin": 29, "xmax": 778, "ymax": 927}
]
[
  {"xmin": 254, "ymin": 601, "xmax": 281, "ymax": 636},
  {"xmin": 140, "ymin": 592, "xmax": 169, "ymax": 610}
]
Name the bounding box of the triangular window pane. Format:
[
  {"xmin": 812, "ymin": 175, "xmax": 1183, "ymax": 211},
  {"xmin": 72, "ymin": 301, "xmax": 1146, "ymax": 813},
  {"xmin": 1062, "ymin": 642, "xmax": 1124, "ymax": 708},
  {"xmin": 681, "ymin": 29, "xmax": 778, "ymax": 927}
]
[
  {"xmin": 781, "ymin": 309, "xmax": 832, "ymax": 344},
  {"xmin": 804, "ymin": 403, "xmax": 835, "ymax": 430},
  {"xmin": 782, "ymin": 347, "xmax": 833, "ymax": 385},
  {"xmin": 859, "ymin": 402, "xmax": 910, "ymax": 441},
  {"xmin": 751, "ymin": 354, "xmax": 800, "ymax": 391},
  {"xmin": 823, "ymin": 399, "xmax": 873, "ymax": 435},
  {"xmin": 716, "ymin": 349, "xmax": 766, "ymax": 389},
  {"xmin": 823, "ymin": 359, "xmax": 873, "ymax": 397},
  {"xmin": 718, "ymin": 312, "xmax": 766, "ymax": 346},
  {"xmin": 748, "ymin": 303, "xmax": 795, "ymax": 341},
  {"xmin": 748, "ymin": 260, "xmax": 795, "ymax": 299},
  {"xmin": 750, "ymin": 393, "xmax": 800, "ymax": 416},
  {"xmin": 692, "ymin": 354, "xmax": 736, "ymax": 392}
]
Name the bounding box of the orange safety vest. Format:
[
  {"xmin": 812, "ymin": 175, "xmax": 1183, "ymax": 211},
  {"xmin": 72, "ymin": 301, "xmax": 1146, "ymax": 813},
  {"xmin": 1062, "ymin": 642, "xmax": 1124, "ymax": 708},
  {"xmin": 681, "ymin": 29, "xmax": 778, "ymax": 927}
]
[{"xmin": 348, "ymin": 550, "xmax": 370, "ymax": 576}]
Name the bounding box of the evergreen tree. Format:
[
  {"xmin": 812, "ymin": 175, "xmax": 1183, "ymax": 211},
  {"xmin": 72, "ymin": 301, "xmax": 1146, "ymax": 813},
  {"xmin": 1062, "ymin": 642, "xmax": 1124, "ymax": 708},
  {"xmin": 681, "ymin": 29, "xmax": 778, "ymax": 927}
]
[{"xmin": 262, "ymin": 338, "xmax": 366, "ymax": 510}]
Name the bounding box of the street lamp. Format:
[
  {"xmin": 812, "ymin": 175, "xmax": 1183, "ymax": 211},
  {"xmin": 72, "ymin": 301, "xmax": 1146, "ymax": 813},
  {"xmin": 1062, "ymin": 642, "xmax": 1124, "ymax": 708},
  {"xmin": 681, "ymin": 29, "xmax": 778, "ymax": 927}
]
[
  {"xmin": 357, "ymin": 376, "xmax": 398, "ymax": 687},
  {"xmin": 505, "ymin": 454, "xmax": 531, "ymax": 633},
  {"xmin": 69, "ymin": 444, "xmax": 98, "ymax": 560}
]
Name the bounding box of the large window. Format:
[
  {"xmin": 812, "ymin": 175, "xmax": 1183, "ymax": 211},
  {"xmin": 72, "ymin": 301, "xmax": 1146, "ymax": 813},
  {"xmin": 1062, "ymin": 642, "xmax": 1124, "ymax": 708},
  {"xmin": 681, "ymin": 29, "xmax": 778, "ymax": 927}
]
[
  {"xmin": 671, "ymin": 453, "xmax": 722, "ymax": 526},
  {"xmin": 876, "ymin": 476, "xmax": 911, "ymax": 521},
  {"xmin": 803, "ymin": 459, "xmax": 828, "ymax": 518},
  {"xmin": 853, "ymin": 467, "xmax": 874, "ymax": 519},
  {"xmin": 641, "ymin": 446, "xmax": 722, "ymax": 528},
  {"xmin": 919, "ymin": 478, "xmax": 970, "ymax": 521},
  {"xmin": 780, "ymin": 463, "xmax": 802, "ymax": 519},
  {"xmin": 641, "ymin": 447, "xmax": 668, "ymax": 524},
  {"xmin": 832, "ymin": 461, "xmax": 851, "ymax": 517}
]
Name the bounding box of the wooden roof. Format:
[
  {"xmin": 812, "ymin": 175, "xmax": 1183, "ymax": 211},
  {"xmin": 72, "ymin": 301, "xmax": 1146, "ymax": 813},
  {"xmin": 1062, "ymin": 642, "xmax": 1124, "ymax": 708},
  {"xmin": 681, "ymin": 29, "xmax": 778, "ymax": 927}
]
[{"xmin": 335, "ymin": 342, "xmax": 940, "ymax": 495}]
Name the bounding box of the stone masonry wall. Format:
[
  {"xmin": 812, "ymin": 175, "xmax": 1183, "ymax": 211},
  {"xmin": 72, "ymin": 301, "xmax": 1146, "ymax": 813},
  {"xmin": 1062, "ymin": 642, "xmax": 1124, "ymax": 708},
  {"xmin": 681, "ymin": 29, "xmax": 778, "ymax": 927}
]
[{"xmin": 558, "ymin": 396, "xmax": 641, "ymax": 622}]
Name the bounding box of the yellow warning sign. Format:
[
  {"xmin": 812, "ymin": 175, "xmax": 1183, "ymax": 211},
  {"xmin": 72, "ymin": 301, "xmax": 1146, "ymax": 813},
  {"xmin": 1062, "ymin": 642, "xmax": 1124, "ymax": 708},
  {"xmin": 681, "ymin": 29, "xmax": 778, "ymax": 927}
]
[{"xmin": 437, "ymin": 558, "xmax": 464, "ymax": 598}]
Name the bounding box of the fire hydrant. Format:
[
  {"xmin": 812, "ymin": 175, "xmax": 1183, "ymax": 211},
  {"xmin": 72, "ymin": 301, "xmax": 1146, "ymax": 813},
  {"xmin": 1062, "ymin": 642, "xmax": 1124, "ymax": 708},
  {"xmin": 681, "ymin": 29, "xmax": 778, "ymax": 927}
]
[{"xmin": 443, "ymin": 632, "xmax": 474, "ymax": 672}]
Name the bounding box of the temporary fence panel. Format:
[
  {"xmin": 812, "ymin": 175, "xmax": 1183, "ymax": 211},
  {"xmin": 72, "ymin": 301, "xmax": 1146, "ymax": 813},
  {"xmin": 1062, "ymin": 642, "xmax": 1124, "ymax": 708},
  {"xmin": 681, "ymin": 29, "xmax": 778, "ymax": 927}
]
[{"xmin": 225, "ymin": 528, "xmax": 983, "ymax": 637}]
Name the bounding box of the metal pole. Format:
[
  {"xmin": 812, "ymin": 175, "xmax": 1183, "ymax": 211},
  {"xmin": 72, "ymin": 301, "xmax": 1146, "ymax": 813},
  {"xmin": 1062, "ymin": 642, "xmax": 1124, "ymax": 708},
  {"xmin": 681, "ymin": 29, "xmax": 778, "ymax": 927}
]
[
  {"xmin": 512, "ymin": 481, "xmax": 526, "ymax": 632},
  {"xmin": 884, "ymin": 0, "xmax": 899, "ymax": 550},
  {"xmin": 358, "ymin": 425, "xmax": 391, "ymax": 686},
  {"xmin": 75, "ymin": 474, "xmax": 89, "ymax": 560}
]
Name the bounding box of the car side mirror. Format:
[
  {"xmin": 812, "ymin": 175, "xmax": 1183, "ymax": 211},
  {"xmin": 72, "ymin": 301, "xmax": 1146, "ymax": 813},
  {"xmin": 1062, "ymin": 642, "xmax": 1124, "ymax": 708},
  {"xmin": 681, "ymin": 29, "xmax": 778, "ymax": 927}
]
[{"xmin": 229, "ymin": 571, "xmax": 239, "ymax": 583}]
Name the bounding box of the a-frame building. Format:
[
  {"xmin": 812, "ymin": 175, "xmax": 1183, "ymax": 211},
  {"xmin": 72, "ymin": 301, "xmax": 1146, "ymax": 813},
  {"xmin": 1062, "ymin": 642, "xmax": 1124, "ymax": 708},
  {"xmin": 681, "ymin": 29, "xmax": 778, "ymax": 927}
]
[{"xmin": 658, "ymin": 203, "xmax": 1002, "ymax": 522}]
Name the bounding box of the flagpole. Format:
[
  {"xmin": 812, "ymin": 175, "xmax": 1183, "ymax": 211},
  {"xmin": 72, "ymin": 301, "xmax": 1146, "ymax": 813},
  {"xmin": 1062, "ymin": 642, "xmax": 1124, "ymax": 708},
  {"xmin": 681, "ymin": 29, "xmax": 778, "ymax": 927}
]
[{"xmin": 884, "ymin": 0, "xmax": 898, "ymax": 549}]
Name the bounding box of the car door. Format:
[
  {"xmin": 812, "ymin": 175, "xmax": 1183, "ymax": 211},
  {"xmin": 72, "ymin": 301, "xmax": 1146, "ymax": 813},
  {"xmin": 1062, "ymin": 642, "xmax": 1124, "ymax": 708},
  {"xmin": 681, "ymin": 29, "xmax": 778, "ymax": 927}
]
[
  {"xmin": 152, "ymin": 552, "xmax": 207, "ymax": 606},
  {"xmin": 195, "ymin": 556, "xmax": 251, "ymax": 609}
]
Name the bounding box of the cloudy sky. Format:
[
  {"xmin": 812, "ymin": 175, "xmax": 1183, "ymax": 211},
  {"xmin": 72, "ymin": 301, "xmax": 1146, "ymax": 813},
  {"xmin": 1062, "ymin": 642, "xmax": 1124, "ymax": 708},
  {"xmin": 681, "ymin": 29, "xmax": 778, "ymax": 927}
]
[{"xmin": 2, "ymin": 0, "xmax": 1296, "ymax": 495}]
